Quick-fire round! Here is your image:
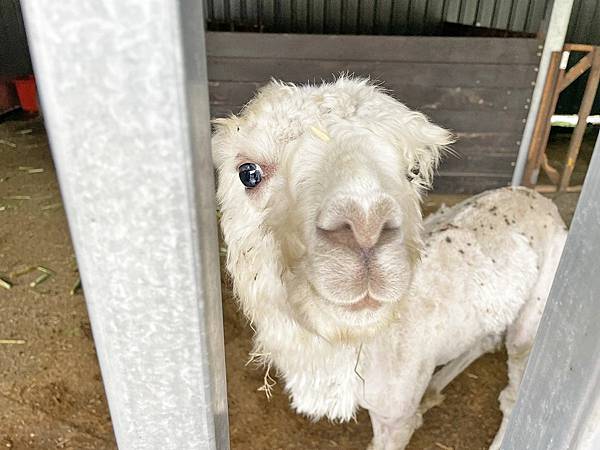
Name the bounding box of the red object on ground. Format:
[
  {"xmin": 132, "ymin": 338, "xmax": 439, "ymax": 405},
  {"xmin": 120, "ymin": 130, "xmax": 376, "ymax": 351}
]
[{"xmin": 14, "ymin": 75, "xmax": 39, "ymax": 113}]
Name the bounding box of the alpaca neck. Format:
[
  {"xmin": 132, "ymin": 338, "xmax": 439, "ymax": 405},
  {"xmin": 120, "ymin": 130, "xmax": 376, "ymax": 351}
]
[{"xmin": 252, "ymin": 309, "xmax": 363, "ymax": 421}]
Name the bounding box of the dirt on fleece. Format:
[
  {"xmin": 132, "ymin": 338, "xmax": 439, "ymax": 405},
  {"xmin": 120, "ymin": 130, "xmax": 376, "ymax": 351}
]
[{"xmin": 0, "ymin": 117, "xmax": 586, "ymax": 450}]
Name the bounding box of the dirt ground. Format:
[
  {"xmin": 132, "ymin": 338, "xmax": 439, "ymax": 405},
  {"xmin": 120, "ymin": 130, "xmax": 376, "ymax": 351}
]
[{"xmin": 0, "ymin": 117, "xmax": 591, "ymax": 450}]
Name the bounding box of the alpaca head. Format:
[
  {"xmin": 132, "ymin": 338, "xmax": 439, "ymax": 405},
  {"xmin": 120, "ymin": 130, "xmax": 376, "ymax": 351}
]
[{"xmin": 213, "ymin": 78, "xmax": 452, "ymax": 344}]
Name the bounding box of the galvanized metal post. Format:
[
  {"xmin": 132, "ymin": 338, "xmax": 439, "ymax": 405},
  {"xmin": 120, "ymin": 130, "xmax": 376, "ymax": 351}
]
[
  {"xmin": 578, "ymin": 396, "xmax": 600, "ymax": 450},
  {"xmin": 21, "ymin": 1, "xmax": 229, "ymax": 449},
  {"xmin": 511, "ymin": 0, "xmax": 574, "ymax": 186},
  {"xmin": 501, "ymin": 130, "xmax": 600, "ymax": 449}
]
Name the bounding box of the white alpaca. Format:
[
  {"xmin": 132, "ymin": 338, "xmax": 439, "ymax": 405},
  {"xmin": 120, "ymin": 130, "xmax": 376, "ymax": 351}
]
[{"xmin": 212, "ymin": 78, "xmax": 567, "ymax": 449}]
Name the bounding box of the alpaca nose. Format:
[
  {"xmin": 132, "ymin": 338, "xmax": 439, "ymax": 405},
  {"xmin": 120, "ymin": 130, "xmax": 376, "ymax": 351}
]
[{"xmin": 317, "ymin": 193, "xmax": 402, "ymax": 250}]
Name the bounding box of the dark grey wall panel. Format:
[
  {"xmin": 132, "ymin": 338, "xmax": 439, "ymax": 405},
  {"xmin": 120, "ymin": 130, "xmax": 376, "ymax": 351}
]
[
  {"xmin": 211, "ymin": 103, "xmax": 527, "ymax": 133},
  {"xmin": 453, "ymin": 132, "xmax": 523, "ymax": 152},
  {"xmin": 207, "ymin": 57, "xmax": 537, "ymax": 87},
  {"xmin": 440, "ymin": 152, "xmax": 517, "ymax": 173},
  {"xmin": 206, "ymin": 32, "xmax": 536, "ymax": 193},
  {"xmin": 433, "ymin": 173, "xmax": 513, "ymax": 193},
  {"xmin": 205, "ymin": 32, "xmax": 540, "ymax": 63},
  {"xmin": 209, "ymin": 81, "xmax": 533, "ymax": 111}
]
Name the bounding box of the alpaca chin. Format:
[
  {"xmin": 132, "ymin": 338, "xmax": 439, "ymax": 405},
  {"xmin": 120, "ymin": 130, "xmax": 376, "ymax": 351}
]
[
  {"xmin": 283, "ymin": 266, "xmax": 416, "ymax": 345},
  {"xmin": 324, "ymin": 302, "xmax": 404, "ymax": 345}
]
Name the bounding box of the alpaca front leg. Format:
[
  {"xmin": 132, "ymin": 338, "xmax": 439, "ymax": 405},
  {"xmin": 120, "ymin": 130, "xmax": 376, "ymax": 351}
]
[
  {"xmin": 488, "ymin": 346, "xmax": 529, "ymax": 450},
  {"xmin": 367, "ymin": 410, "xmax": 423, "ymax": 450},
  {"xmin": 489, "ymin": 291, "xmax": 553, "ymax": 448}
]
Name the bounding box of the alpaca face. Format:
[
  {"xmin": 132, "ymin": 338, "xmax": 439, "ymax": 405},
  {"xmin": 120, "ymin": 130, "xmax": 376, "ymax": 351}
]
[{"xmin": 213, "ymin": 79, "xmax": 452, "ymax": 342}]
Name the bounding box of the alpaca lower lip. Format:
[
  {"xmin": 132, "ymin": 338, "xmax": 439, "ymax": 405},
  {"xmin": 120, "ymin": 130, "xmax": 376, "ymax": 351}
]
[{"xmin": 345, "ymin": 296, "xmax": 382, "ymax": 312}]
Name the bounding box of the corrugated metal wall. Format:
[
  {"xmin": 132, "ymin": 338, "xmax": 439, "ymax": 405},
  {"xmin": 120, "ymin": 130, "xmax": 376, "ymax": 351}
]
[
  {"xmin": 2, "ymin": 0, "xmax": 599, "ymax": 112},
  {"xmin": 205, "ymin": 0, "xmax": 547, "ymax": 34},
  {"xmin": 0, "ymin": 0, "xmax": 31, "ymax": 78},
  {"xmin": 203, "ymin": 0, "xmax": 600, "ymax": 44},
  {"xmin": 569, "ymin": 0, "xmax": 600, "ymax": 44},
  {"xmin": 561, "ymin": 0, "xmax": 600, "ymax": 114}
]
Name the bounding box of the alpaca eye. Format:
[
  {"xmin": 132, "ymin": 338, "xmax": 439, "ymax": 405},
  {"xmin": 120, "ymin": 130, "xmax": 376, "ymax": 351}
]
[
  {"xmin": 407, "ymin": 165, "xmax": 420, "ymax": 181},
  {"xmin": 238, "ymin": 163, "xmax": 263, "ymax": 188}
]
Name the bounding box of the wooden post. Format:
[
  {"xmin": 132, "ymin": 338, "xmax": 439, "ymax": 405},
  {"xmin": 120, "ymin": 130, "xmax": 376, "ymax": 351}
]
[
  {"xmin": 523, "ymin": 45, "xmax": 600, "ymax": 192},
  {"xmin": 522, "ymin": 51, "xmax": 563, "ymax": 186},
  {"xmin": 558, "ymin": 48, "xmax": 600, "ymax": 191},
  {"xmin": 512, "ymin": 0, "xmax": 575, "ymax": 186}
]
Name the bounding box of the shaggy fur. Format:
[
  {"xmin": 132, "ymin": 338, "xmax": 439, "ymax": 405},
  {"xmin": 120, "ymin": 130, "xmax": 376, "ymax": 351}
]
[{"xmin": 212, "ymin": 78, "xmax": 567, "ymax": 449}]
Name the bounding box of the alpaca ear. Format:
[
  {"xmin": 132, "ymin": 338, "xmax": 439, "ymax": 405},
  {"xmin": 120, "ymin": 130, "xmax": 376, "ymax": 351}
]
[
  {"xmin": 394, "ymin": 112, "xmax": 455, "ymax": 190},
  {"xmin": 211, "ymin": 116, "xmax": 240, "ymax": 168}
]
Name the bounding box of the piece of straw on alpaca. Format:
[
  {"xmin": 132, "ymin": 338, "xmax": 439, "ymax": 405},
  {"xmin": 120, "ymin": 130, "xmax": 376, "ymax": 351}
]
[{"xmin": 212, "ymin": 77, "xmax": 567, "ymax": 450}]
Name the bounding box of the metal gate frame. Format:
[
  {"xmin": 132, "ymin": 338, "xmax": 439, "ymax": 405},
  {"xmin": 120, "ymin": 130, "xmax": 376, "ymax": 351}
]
[
  {"xmin": 20, "ymin": 0, "xmax": 600, "ymax": 448},
  {"xmin": 21, "ymin": 0, "xmax": 229, "ymax": 448}
]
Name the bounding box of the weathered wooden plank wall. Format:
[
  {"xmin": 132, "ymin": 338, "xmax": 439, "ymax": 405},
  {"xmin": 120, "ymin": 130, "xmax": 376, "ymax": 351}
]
[{"xmin": 206, "ymin": 31, "xmax": 539, "ymax": 193}]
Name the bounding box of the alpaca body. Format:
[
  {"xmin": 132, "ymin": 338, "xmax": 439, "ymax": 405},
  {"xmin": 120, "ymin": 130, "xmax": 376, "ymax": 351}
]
[{"xmin": 212, "ymin": 78, "xmax": 567, "ymax": 449}]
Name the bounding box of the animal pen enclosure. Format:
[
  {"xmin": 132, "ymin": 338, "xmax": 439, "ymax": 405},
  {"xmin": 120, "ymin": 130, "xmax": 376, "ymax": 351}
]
[{"xmin": 2, "ymin": 0, "xmax": 600, "ymax": 449}]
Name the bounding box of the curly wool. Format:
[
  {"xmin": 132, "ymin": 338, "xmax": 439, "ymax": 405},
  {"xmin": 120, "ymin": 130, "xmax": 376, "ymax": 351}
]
[{"xmin": 212, "ymin": 77, "xmax": 567, "ymax": 448}]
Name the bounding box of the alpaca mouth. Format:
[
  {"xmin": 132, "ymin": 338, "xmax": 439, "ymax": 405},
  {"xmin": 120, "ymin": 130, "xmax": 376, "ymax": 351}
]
[
  {"xmin": 344, "ymin": 296, "xmax": 382, "ymax": 312},
  {"xmin": 309, "ymin": 282, "xmax": 384, "ymax": 313}
]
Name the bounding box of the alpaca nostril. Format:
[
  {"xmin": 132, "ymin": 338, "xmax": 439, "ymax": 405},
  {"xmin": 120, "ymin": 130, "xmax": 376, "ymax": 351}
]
[
  {"xmin": 316, "ymin": 221, "xmax": 356, "ymax": 248},
  {"xmin": 316, "ymin": 221, "xmax": 351, "ymax": 235}
]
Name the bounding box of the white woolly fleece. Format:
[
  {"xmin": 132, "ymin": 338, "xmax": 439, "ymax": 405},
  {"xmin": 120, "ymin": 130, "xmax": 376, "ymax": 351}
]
[{"xmin": 212, "ymin": 78, "xmax": 567, "ymax": 450}]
